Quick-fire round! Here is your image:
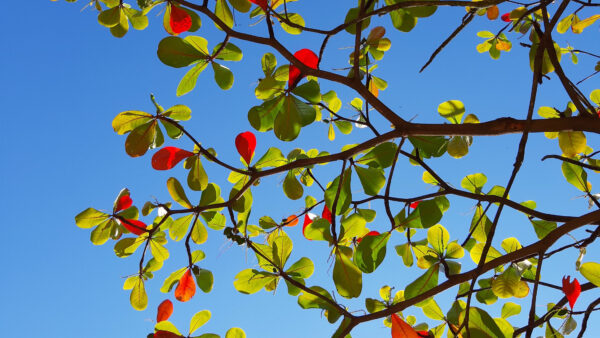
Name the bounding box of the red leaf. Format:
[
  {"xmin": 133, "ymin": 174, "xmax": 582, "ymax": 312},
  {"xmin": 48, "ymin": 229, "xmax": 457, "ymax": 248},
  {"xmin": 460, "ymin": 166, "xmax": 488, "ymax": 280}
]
[
  {"xmin": 249, "ymin": 0, "xmax": 268, "ymax": 11},
  {"xmin": 322, "ymin": 205, "xmax": 332, "ymax": 223},
  {"xmin": 501, "ymin": 13, "xmax": 511, "ymax": 22},
  {"xmin": 391, "ymin": 314, "xmax": 420, "ymax": 338},
  {"xmin": 357, "ymin": 230, "xmax": 380, "ymax": 244},
  {"xmin": 169, "ymin": 4, "xmax": 192, "ymax": 35},
  {"xmin": 175, "ymin": 269, "xmax": 196, "ymax": 302},
  {"xmin": 235, "ymin": 131, "xmax": 256, "ymax": 166},
  {"xmin": 121, "ymin": 219, "xmax": 147, "ymax": 236},
  {"xmin": 115, "ymin": 194, "xmax": 132, "ymax": 213},
  {"xmin": 154, "ymin": 331, "xmax": 182, "ymax": 338},
  {"xmin": 288, "ymin": 49, "xmax": 319, "ymax": 90},
  {"xmin": 152, "ymin": 147, "xmax": 194, "ymax": 170},
  {"xmin": 562, "ymin": 275, "xmax": 581, "ymax": 309},
  {"xmin": 416, "ymin": 331, "xmax": 431, "ymax": 338},
  {"xmin": 302, "ymin": 212, "xmax": 316, "ymax": 239},
  {"xmin": 156, "ymin": 299, "xmax": 173, "ymax": 322},
  {"xmin": 409, "ymin": 201, "xmax": 420, "ymax": 209},
  {"xmin": 284, "ymin": 215, "xmax": 299, "ymax": 227}
]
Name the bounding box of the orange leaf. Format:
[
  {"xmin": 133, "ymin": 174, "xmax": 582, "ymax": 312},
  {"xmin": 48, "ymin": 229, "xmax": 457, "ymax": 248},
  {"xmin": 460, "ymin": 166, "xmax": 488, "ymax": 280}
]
[
  {"xmin": 152, "ymin": 147, "xmax": 194, "ymax": 170},
  {"xmin": 174, "ymin": 269, "xmax": 196, "ymax": 302},
  {"xmin": 156, "ymin": 299, "xmax": 173, "ymax": 322},
  {"xmin": 285, "ymin": 215, "xmax": 299, "ymax": 227},
  {"xmin": 487, "ymin": 6, "xmax": 499, "ymax": 20},
  {"xmin": 391, "ymin": 314, "xmax": 420, "ymax": 338}
]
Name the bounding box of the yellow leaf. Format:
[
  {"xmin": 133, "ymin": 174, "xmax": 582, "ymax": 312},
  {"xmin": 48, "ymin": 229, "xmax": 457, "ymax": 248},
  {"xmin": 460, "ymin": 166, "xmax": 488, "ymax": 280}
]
[
  {"xmin": 572, "ymin": 14, "xmax": 600, "ymax": 33},
  {"xmin": 328, "ymin": 123, "xmax": 335, "ymax": 141}
]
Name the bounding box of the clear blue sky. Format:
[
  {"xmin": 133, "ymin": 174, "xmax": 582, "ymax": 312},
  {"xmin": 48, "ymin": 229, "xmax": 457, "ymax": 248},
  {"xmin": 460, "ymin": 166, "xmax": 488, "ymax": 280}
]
[{"xmin": 1, "ymin": 1, "xmax": 600, "ymax": 337}]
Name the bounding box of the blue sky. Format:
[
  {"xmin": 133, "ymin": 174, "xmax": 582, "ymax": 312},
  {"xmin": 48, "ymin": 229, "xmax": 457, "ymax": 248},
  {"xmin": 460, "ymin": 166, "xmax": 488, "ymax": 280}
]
[{"xmin": 1, "ymin": 1, "xmax": 600, "ymax": 337}]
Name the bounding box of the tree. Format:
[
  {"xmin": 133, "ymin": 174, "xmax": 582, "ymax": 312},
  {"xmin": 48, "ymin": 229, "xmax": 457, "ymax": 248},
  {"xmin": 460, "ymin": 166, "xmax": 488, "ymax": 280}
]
[{"xmin": 66, "ymin": 0, "xmax": 600, "ymax": 336}]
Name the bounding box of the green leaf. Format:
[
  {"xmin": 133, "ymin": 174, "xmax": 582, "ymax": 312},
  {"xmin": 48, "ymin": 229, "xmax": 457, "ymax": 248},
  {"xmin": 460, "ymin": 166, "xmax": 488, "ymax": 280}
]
[
  {"xmin": 419, "ymin": 298, "xmax": 444, "ymax": 320},
  {"xmin": 395, "ymin": 242, "xmax": 414, "ymax": 267},
  {"xmin": 254, "ymin": 147, "xmax": 287, "ymax": 169},
  {"xmin": 90, "ymin": 219, "xmax": 115, "ymax": 245},
  {"xmin": 461, "ymin": 173, "xmax": 487, "ymax": 194},
  {"xmin": 470, "ymin": 243, "xmax": 503, "ymax": 264},
  {"xmin": 200, "ymin": 183, "xmax": 224, "ymax": 207},
  {"xmin": 280, "ymin": 13, "xmax": 305, "ymax": 35},
  {"xmin": 228, "ymin": 0, "xmax": 251, "ymax": 12},
  {"xmin": 409, "ymin": 136, "xmax": 447, "ymax": 158},
  {"xmin": 447, "ymin": 136, "xmax": 469, "ymax": 158},
  {"xmin": 339, "ymin": 213, "xmax": 367, "ymax": 242},
  {"xmin": 160, "ymin": 267, "xmax": 187, "ymax": 293},
  {"xmin": 561, "ymin": 161, "xmax": 590, "ymax": 192},
  {"xmin": 98, "ymin": 6, "xmax": 121, "ymax": 27},
  {"xmin": 491, "ymin": 267, "xmax": 529, "ymax": 298},
  {"xmin": 388, "ymin": 8, "xmax": 416, "ymax": 32},
  {"xmin": 303, "ymin": 218, "xmax": 333, "ymax": 242},
  {"xmin": 170, "ymin": 214, "xmax": 194, "ymax": 241},
  {"xmin": 130, "ymin": 278, "xmax": 148, "ymax": 311},
  {"xmin": 292, "ymin": 80, "xmax": 321, "ymax": 104},
  {"xmin": 283, "ymin": 171, "xmax": 304, "ymax": 200},
  {"xmin": 215, "ymin": 0, "xmax": 234, "ymax": 28},
  {"xmin": 225, "ymin": 328, "xmax": 246, "ymax": 338},
  {"xmin": 212, "ymin": 62, "xmax": 234, "ymax": 90},
  {"xmin": 213, "ymin": 42, "xmax": 243, "ymax": 61},
  {"xmin": 286, "ymin": 257, "xmax": 314, "ymax": 278},
  {"xmin": 458, "ymin": 307, "xmax": 506, "ymax": 338},
  {"xmin": 530, "ymin": 219, "xmax": 557, "ymax": 239},
  {"xmin": 167, "ymin": 177, "xmax": 193, "ymax": 208},
  {"xmin": 75, "ymin": 208, "xmax": 109, "ymax": 228},
  {"xmin": 112, "ymin": 111, "xmax": 153, "ymax": 135},
  {"xmin": 189, "ymin": 310, "xmax": 211, "ymax": 335},
  {"xmin": 297, "ymin": 286, "xmax": 341, "ymax": 323},
  {"xmin": 324, "ymin": 168, "xmax": 352, "ymax": 215},
  {"xmin": 355, "ymin": 165, "xmax": 385, "ymax": 196},
  {"xmin": 438, "ymin": 100, "xmax": 465, "ymax": 124},
  {"xmin": 356, "ymin": 142, "xmax": 397, "ymax": 168},
  {"xmin": 274, "ymin": 96, "xmax": 303, "ymax": 141},
  {"xmin": 125, "ymin": 121, "xmax": 160, "ymax": 157},
  {"xmin": 233, "ymin": 269, "xmax": 277, "ymax": 294},
  {"xmin": 580, "ymin": 262, "xmax": 600, "ymax": 286},
  {"xmin": 333, "ymin": 250, "xmax": 362, "ymax": 298},
  {"xmin": 158, "ymin": 36, "xmax": 209, "ymax": 68},
  {"xmin": 191, "ymin": 218, "xmax": 208, "ymax": 245},
  {"xmin": 248, "ymin": 95, "xmax": 285, "ymax": 132},
  {"xmin": 405, "ymin": 265, "xmax": 439, "ymax": 300},
  {"xmin": 114, "ymin": 237, "xmax": 144, "ymax": 258},
  {"xmin": 192, "ymin": 266, "xmax": 214, "ymax": 293},
  {"xmin": 272, "ymin": 234, "xmax": 293, "ymax": 268},
  {"xmin": 150, "ymin": 238, "xmax": 170, "ymax": 262},
  {"xmin": 177, "ymin": 61, "xmax": 209, "ymax": 96},
  {"xmin": 354, "ymin": 233, "xmax": 390, "ymax": 273},
  {"xmin": 187, "ymin": 156, "xmax": 208, "ymax": 191},
  {"xmin": 427, "ymin": 224, "xmax": 449, "ymax": 255},
  {"xmin": 501, "ymin": 302, "xmax": 521, "ymax": 318}
]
